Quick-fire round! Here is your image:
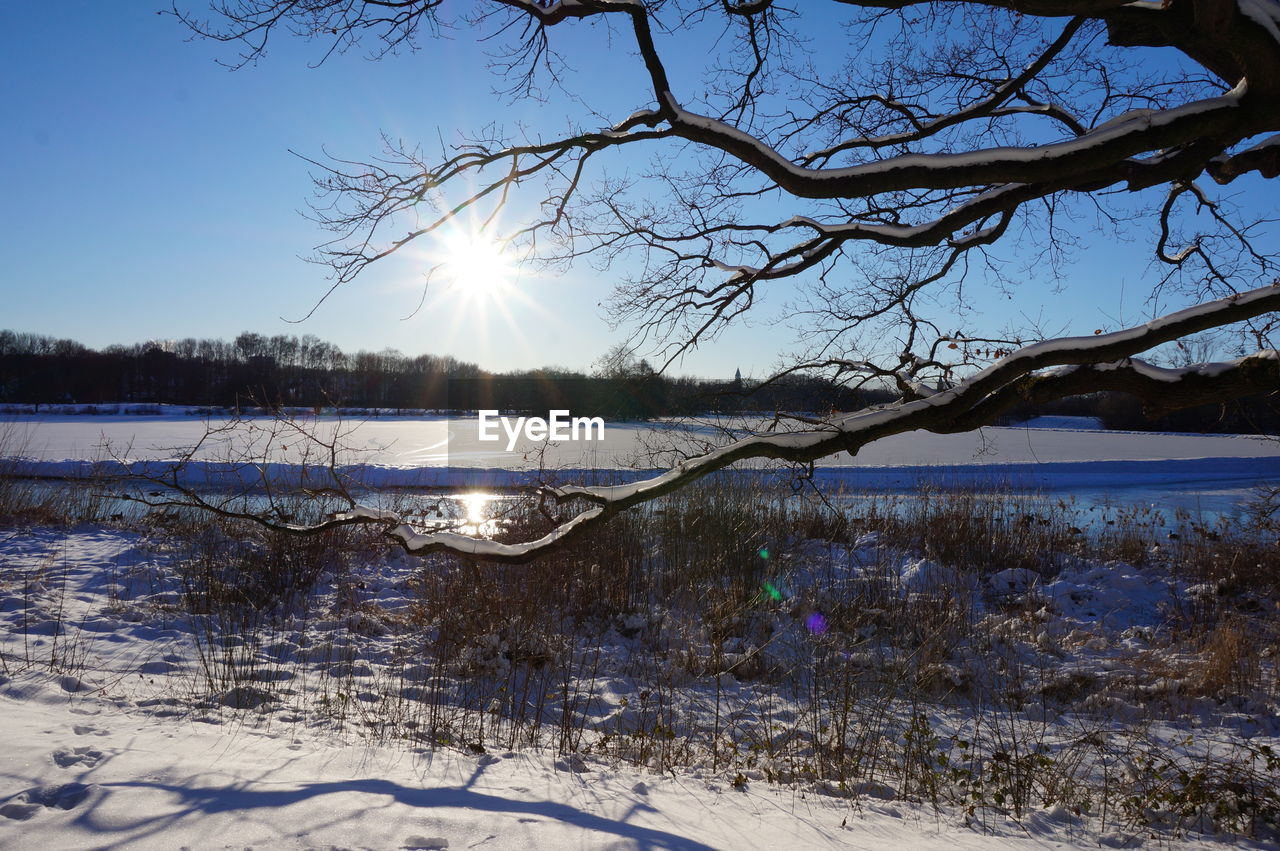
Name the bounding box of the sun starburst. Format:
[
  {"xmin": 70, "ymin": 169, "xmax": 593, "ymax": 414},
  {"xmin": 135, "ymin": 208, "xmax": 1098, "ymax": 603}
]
[{"xmin": 438, "ymin": 231, "xmax": 515, "ymax": 298}]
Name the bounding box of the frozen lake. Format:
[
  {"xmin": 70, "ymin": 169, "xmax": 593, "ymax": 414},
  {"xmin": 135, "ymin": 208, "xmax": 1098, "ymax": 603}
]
[
  {"xmin": 3, "ymin": 414, "xmax": 1279, "ymax": 511},
  {"xmin": 7, "ymin": 413, "xmax": 1280, "ymax": 466}
]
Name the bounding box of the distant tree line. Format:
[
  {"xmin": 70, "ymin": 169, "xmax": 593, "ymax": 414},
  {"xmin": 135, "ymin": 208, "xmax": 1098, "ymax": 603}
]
[
  {"xmin": 0, "ymin": 330, "xmax": 870, "ymax": 418},
  {"xmin": 4, "ymin": 329, "xmax": 1271, "ymax": 430},
  {"xmin": 0, "ymin": 330, "xmax": 481, "ymax": 411}
]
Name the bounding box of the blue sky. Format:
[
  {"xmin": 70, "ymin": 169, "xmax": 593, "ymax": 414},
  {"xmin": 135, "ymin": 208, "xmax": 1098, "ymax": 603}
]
[
  {"xmin": 1, "ymin": 3, "xmax": 658, "ymax": 373},
  {"xmin": 2, "ymin": 3, "xmax": 1275, "ymax": 377}
]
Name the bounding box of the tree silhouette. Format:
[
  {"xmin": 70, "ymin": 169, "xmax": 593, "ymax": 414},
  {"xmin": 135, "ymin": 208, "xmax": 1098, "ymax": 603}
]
[{"xmin": 167, "ymin": 0, "xmax": 1280, "ymax": 559}]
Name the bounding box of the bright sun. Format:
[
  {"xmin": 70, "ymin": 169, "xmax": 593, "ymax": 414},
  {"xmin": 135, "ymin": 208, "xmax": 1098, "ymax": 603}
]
[{"xmin": 439, "ymin": 231, "xmax": 515, "ymax": 296}]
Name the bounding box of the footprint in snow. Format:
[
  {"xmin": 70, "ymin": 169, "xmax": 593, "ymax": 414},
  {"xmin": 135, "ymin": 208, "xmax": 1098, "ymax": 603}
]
[
  {"xmin": 554, "ymin": 754, "xmax": 588, "ymax": 773},
  {"xmin": 58, "ymin": 675, "xmax": 97, "ymax": 694},
  {"xmin": 52, "ymin": 746, "xmax": 105, "ymax": 768},
  {"xmin": 138, "ymin": 659, "xmax": 181, "ymax": 675},
  {"xmin": 0, "ymin": 783, "xmax": 98, "ymax": 820},
  {"xmin": 402, "ymin": 836, "xmax": 449, "ymax": 850},
  {"xmin": 72, "ymin": 724, "xmax": 109, "ymax": 737}
]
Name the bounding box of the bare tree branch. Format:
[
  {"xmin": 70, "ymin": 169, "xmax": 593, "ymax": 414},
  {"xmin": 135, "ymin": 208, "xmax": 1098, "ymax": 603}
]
[
  {"xmin": 169, "ymin": 0, "xmax": 1280, "ymax": 560},
  {"xmin": 139, "ymin": 284, "xmax": 1280, "ymax": 563}
]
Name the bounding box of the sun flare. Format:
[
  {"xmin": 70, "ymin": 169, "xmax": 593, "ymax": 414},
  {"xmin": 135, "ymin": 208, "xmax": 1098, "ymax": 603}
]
[{"xmin": 439, "ymin": 231, "xmax": 515, "ymax": 296}]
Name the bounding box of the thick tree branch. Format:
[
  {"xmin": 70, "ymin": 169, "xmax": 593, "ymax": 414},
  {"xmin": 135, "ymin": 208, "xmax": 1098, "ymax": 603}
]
[{"xmin": 155, "ymin": 284, "xmax": 1280, "ymax": 563}]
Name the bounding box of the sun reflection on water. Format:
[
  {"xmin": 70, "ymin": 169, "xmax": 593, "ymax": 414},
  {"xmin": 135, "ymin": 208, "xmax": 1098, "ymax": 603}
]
[{"xmin": 455, "ymin": 491, "xmax": 500, "ymax": 537}]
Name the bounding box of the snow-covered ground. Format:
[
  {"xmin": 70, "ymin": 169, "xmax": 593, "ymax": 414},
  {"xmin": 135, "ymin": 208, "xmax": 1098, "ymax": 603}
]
[
  {"xmin": 2, "ymin": 516, "xmax": 1277, "ymax": 849},
  {"xmin": 0, "ymin": 528, "xmax": 1009, "ymax": 850},
  {"xmin": 3, "ymin": 687, "xmax": 1121, "ymax": 851}
]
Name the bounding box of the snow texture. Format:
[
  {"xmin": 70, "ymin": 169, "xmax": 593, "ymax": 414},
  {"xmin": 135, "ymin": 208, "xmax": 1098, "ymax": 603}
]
[{"xmin": 1, "ymin": 522, "xmax": 1276, "ymax": 849}]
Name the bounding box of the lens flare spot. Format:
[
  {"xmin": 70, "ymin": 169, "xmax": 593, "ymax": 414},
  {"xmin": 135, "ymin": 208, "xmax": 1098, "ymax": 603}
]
[
  {"xmin": 805, "ymin": 612, "xmax": 829, "ymax": 636},
  {"xmin": 763, "ymin": 581, "xmax": 782, "ymax": 602}
]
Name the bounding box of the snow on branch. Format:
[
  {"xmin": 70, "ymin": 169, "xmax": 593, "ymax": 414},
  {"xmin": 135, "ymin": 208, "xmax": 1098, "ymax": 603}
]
[
  {"xmin": 664, "ymin": 80, "xmax": 1250, "ymax": 200},
  {"xmin": 1209, "ymin": 133, "xmax": 1280, "ymax": 183},
  {"xmin": 544, "ymin": 288, "xmax": 1280, "ymax": 516}
]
